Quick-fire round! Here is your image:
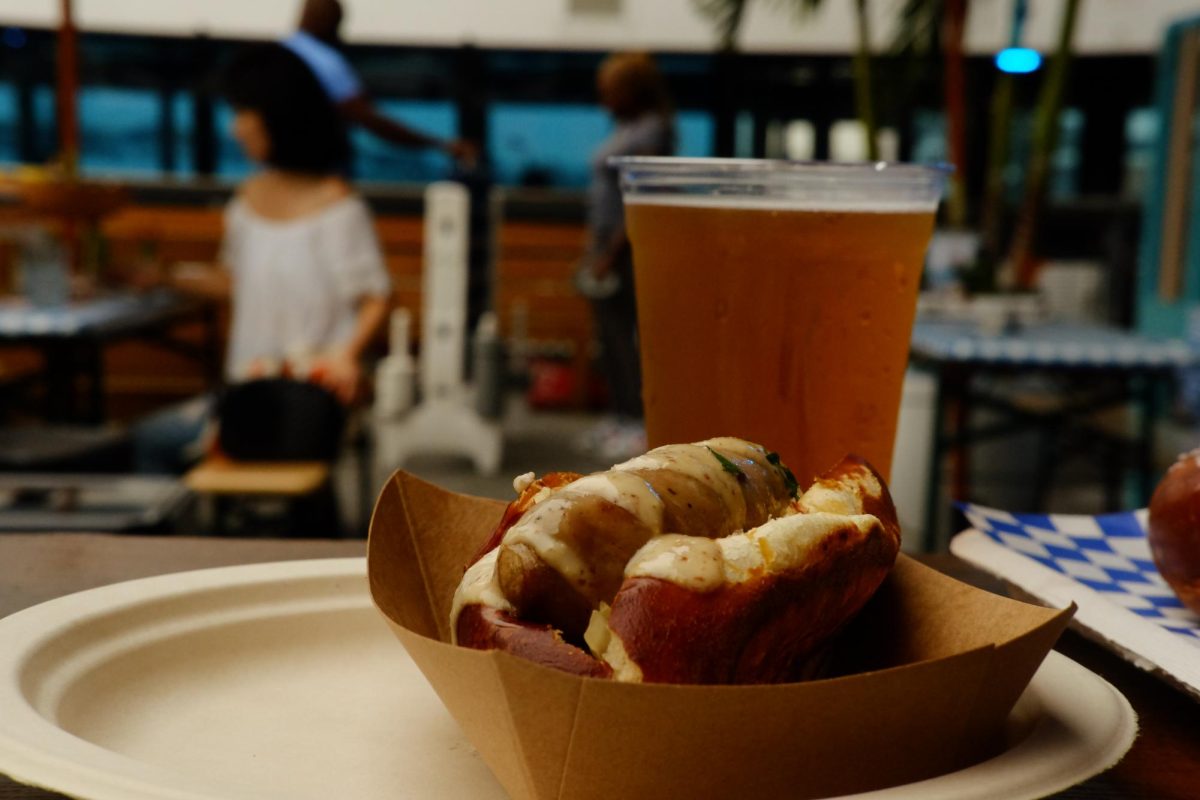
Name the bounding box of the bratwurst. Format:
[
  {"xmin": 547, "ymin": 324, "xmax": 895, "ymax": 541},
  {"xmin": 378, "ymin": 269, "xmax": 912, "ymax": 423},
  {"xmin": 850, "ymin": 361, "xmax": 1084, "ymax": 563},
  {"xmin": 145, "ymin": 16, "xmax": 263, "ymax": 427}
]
[{"xmin": 452, "ymin": 438, "xmax": 900, "ymax": 684}]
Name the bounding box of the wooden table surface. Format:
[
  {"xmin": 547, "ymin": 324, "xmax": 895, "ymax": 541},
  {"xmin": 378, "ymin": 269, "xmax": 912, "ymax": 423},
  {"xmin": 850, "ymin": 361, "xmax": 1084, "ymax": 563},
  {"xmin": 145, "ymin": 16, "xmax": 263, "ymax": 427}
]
[{"xmin": 0, "ymin": 534, "xmax": 1197, "ymax": 800}]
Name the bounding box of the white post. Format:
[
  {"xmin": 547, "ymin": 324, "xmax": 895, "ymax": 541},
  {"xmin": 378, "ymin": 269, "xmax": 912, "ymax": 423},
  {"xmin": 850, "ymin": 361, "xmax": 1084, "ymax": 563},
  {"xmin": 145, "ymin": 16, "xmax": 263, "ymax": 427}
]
[
  {"xmin": 421, "ymin": 182, "xmax": 470, "ymax": 398},
  {"xmin": 373, "ymin": 182, "xmax": 503, "ymax": 477},
  {"xmin": 374, "ymin": 308, "xmax": 415, "ymax": 419}
]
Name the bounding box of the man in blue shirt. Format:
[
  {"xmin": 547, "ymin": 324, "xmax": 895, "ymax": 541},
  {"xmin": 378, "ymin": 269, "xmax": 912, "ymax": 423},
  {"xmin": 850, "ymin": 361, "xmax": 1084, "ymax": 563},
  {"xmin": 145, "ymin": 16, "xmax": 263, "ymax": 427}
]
[{"xmin": 282, "ymin": 0, "xmax": 476, "ymax": 163}]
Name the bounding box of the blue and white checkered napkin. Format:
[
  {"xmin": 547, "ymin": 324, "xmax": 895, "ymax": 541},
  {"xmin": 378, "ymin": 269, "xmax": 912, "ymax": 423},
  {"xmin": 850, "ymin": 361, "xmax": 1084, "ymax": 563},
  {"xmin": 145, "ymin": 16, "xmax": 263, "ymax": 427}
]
[{"xmin": 952, "ymin": 504, "xmax": 1200, "ymax": 700}]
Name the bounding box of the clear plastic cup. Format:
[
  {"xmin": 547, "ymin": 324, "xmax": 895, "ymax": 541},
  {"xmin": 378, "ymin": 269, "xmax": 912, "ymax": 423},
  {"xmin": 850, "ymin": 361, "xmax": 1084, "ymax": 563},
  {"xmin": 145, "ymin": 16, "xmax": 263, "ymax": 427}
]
[{"xmin": 613, "ymin": 157, "xmax": 948, "ymax": 485}]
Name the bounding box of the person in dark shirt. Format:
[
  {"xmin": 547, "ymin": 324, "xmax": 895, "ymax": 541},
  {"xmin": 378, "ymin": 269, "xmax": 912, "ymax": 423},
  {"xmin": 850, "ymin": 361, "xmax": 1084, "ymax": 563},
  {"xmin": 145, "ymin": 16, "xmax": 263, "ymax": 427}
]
[
  {"xmin": 282, "ymin": 0, "xmax": 476, "ymax": 163},
  {"xmin": 577, "ymin": 52, "xmax": 675, "ymax": 459}
]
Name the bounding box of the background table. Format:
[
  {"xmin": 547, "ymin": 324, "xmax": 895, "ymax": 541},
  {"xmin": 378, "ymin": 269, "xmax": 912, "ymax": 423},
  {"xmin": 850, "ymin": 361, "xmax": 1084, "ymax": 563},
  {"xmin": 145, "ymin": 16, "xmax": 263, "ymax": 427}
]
[
  {"xmin": 0, "ymin": 535, "xmax": 1197, "ymax": 799},
  {"xmin": 0, "ymin": 289, "xmax": 218, "ymax": 423},
  {"xmin": 910, "ymin": 319, "xmax": 1197, "ymax": 549},
  {"xmin": 0, "ymin": 475, "xmax": 190, "ymax": 532}
]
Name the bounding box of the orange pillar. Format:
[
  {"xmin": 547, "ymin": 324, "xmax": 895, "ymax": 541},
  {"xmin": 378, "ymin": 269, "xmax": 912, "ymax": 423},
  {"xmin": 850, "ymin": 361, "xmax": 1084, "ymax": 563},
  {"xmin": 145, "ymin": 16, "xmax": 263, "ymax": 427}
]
[{"xmin": 56, "ymin": 0, "xmax": 79, "ymax": 174}]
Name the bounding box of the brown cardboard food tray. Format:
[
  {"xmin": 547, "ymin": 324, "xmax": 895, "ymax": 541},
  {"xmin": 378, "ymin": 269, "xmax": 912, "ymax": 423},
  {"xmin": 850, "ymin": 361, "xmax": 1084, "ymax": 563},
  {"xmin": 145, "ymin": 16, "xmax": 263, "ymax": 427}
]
[{"xmin": 367, "ymin": 470, "xmax": 1075, "ymax": 800}]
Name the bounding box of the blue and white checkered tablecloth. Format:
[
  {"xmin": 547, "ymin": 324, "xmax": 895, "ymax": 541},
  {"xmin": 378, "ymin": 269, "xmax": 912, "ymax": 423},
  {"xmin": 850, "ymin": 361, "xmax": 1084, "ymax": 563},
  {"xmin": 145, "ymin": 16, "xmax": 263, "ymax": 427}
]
[
  {"xmin": 952, "ymin": 504, "xmax": 1200, "ymax": 700},
  {"xmin": 911, "ymin": 320, "xmax": 1198, "ymax": 368}
]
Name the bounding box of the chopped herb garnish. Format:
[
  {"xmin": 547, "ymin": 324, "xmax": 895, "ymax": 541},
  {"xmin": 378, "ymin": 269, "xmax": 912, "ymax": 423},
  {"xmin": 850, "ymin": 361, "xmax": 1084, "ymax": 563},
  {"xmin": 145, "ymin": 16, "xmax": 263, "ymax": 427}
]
[
  {"xmin": 766, "ymin": 450, "xmax": 800, "ymax": 499},
  {"xmin": 707, "ymin": 447, "xmax": 746, "ymax": 481}
]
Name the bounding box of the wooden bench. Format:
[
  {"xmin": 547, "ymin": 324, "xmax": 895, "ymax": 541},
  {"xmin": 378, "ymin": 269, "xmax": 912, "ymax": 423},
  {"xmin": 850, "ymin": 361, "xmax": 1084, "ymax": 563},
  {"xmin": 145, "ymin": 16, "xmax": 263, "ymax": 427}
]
[
  {"xmin": 100, "ymin": 204, "xmax": 596, "ymax": 412},
  {"xmin": 184, "ymin": 455, "xmax": 338, "ymax": 537},
  {"xmin": 184, "ymin": 457, "xmax": 330, "ymax": 496}
]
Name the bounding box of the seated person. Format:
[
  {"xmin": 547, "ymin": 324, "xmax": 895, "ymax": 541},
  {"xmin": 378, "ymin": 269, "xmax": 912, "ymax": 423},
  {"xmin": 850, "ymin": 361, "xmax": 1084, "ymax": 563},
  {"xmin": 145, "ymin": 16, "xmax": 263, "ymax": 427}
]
[{"xmin": 134, "ymin": 44, "xmax": 390, "ymax": 473}]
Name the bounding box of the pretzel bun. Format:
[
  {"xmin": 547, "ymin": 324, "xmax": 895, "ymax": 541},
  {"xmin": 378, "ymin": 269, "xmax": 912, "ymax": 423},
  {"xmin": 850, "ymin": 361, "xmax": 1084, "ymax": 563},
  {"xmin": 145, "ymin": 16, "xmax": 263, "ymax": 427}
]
[{"xmin": 451, "ymin": 439, "xmax": 901, "ymax": 684}]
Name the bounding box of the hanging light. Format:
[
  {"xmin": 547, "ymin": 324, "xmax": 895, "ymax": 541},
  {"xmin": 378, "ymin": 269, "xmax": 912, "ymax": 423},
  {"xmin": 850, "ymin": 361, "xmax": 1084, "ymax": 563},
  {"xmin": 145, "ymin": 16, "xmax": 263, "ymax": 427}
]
[
  {"xmin": 995, "ymin": 0, "xmax": 1040, "ymax": 73},
  {"xmin": 996, "ymin": 47, "xmax": 1042, "ymax": 73}
]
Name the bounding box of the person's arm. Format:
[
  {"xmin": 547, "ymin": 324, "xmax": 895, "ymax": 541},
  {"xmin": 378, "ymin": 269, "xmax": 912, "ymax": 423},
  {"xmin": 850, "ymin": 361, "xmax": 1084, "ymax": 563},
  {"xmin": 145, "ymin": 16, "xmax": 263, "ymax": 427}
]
[
  {"xmin": 111, "ymin": 255, "xmax": 232, "ymax": 300},
  {"xmin": 341, "ymin": 294, "xmax": 390, "ymax": 362},
  {"xmin": 339, "ymin": 96, "xmax": 478, "ymax": 163},
  {"xmin": 310, "ymin": 294, "xmax": 389, "ymax": 405},
  {"xmin": 592, "ymin": 230, "xmax": 631, "ymax": 280},
  {"xmin": 169, "ymin": 263, "xmax": 232, "ymax": 301},
  {"xmin": 156, "ymin": 195, "xmax": 244, "ymax": 300}
]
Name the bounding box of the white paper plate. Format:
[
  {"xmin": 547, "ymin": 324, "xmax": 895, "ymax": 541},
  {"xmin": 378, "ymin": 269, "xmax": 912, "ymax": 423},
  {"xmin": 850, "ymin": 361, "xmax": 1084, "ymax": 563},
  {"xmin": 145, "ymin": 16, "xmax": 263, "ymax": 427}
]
[{"xmin": 0, "ymin": 558, "xmax": 1136, "ymax": 800}]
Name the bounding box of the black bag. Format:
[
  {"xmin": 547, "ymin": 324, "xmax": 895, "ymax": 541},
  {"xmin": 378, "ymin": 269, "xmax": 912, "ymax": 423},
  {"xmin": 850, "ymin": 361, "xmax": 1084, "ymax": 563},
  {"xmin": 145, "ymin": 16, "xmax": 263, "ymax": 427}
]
[{"xmin": 216, "ymin": 379, "xmax": 345, "ymax": 462}]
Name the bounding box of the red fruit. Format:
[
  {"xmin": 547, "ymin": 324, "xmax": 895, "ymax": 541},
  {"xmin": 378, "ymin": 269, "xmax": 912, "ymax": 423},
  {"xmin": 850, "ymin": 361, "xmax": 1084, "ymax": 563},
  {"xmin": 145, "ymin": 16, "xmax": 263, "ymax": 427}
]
[{"xmin": 1147, "ymin": 450, "xmax": 1200, "ymax": 615}]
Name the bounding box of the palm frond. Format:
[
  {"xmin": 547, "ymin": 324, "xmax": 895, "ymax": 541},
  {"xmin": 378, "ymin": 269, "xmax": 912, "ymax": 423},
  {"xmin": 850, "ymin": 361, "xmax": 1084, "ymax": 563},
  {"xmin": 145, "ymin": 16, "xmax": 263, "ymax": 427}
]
[
  {"xmin": 890, "ymin": 0, "xmax": 944, "ymax": 58},
  {"xmin": 694, "ymin": 0, "xmax": 825, "ymax": 51},
  {"xmin": 693, "ymin": 0, "xmax": 751, "ymax": 51},
  {"xmin": 771, "ymin": 0, "xmax": 826, "ymax": 18}
]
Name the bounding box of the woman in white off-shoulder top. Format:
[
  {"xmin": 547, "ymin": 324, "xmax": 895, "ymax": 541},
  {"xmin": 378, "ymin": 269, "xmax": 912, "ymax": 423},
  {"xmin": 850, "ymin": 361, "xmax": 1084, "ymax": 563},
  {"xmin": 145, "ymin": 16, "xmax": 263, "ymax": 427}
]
[
  {"xmin": 134, "ymin": 44, "xmax": 390, "ymax": 472},
  {"xmin": 220, "ymin": 190, "xmax": 389, "ymax": 390}
]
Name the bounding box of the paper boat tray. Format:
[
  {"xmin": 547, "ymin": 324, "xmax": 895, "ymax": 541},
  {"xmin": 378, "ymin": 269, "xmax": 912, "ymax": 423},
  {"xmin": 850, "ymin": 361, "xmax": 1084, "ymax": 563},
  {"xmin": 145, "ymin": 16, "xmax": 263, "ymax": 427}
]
[{"xmin": 367, "ymin": 470, "xmax": 1074, "ymax": 800}]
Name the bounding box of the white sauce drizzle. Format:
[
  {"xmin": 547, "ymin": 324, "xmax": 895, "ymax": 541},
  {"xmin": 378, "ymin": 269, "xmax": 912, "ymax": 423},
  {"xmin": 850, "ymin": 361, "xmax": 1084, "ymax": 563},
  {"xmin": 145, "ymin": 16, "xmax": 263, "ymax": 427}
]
[
  {"xmin": 449, "ymin": 548, "xmax": 513, "ymax": 644},
  {"xmin": 698, "ymin": 436, "xmax": 766, "ymax": 464},
  {"xmin": 504, "ymin": 493, "xmax": 594, "ymax": 589},
  {"xmin": 622, "ymin": 513, "xmax": 881, "ymax": 590},
  {"xmin": 502, "ymin": 443, "xmax": 750, "ymax": 592},
  {"xmin": 722, "ymin": 512, "xmax": 879, "ymax": 583},
  {"xmin": 512, "ymin": 471, "xmax": 536, "ymax": 494},
  {"xmin": 799, "ymin": 466, "xmax": 881, "ymax": 517},
  {"xmin": 616, "ymin": 443, "xmax": 748, "ymax": 529},
  {"xmin": 567, "ymin": 471, "xmax": 665, "ymax": 531},
  {"xmin": 584, "ymin": 604, "xmax": 644, "ymax": 683},
  {"xmin": 624, "ymin": 534, "xmax": 725, "ymax": 592}
]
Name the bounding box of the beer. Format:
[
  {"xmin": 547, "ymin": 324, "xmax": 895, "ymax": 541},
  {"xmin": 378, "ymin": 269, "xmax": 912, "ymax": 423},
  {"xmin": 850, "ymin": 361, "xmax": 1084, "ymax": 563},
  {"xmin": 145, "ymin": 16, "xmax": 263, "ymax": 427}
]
[{"xmin": 625, "ymin": 197, "xmax": 936, "ymax": 486}]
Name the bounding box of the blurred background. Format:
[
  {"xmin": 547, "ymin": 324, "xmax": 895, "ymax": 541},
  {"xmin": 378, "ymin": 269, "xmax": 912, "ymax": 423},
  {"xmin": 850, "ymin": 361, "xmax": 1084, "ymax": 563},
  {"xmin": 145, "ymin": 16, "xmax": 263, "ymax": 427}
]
[
  {"xmin": 0, "ymin": 0, "xmax": 1198, "ymax": 548},
  {"xmin": 0, "ymin": 1, "xmax": 1178, "ymax": 195}
]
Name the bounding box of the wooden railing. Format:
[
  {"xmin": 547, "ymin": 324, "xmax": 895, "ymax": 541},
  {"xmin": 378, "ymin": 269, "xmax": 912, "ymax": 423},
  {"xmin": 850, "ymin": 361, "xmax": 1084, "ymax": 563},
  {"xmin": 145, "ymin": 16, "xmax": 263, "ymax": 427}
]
[{"xmin": 91, "ymin": 204, "xmax": 595, "ymax": 414}]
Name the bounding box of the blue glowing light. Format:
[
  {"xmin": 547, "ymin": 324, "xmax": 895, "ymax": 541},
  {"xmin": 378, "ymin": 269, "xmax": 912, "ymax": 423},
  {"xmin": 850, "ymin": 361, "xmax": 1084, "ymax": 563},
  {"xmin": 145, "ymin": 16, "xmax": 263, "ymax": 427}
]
[{"xmin": 995, "ymin": 47, "xmax": 1042, "ymax": 74}]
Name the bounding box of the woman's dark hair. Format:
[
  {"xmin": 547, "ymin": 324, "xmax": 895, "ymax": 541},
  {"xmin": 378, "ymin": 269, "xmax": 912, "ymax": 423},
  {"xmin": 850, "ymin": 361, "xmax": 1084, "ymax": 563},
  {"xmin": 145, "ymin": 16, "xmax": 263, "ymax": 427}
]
[{"xmin": 220, "ymin": 44, "xmax": 349, "ymax": 175}]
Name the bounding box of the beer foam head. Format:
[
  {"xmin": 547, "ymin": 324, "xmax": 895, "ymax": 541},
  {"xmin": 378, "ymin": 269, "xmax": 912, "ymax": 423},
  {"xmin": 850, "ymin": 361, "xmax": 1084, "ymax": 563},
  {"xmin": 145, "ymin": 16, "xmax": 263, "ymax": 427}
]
[
  {"xmin": 622, "ymin": 194, "xmax": 939, "ymax": 213},
  {"xmin": 613, "ymin": 157, "xmax": 949, "ymax": 212}
]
